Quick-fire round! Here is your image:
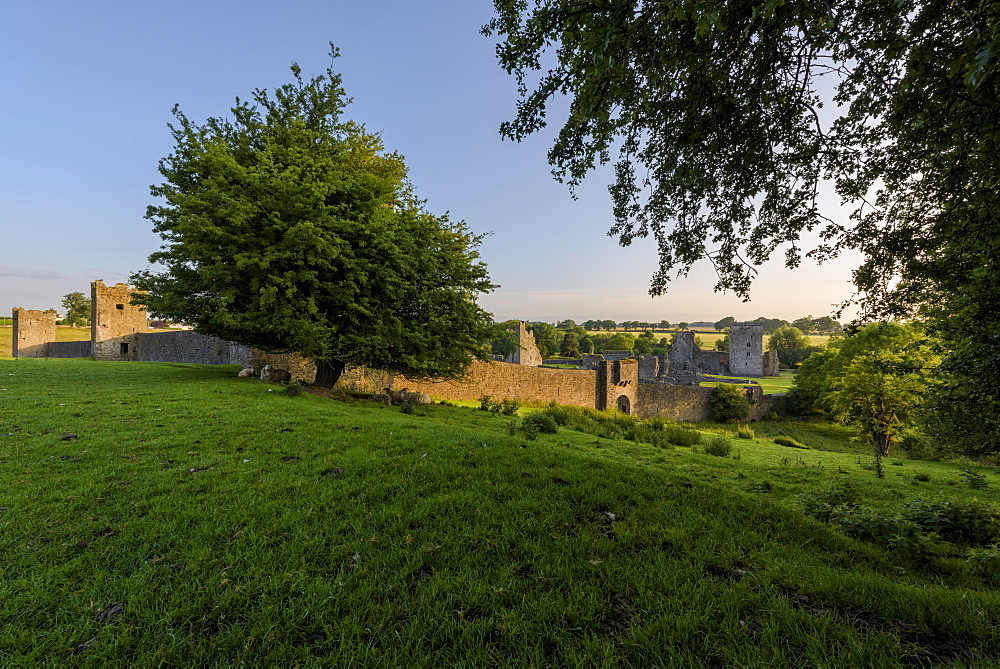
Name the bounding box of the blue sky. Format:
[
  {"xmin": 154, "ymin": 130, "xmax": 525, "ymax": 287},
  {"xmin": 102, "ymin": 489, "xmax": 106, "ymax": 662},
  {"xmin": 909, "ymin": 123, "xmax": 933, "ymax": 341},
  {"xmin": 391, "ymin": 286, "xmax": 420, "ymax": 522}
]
[{"xmin": 1, "ymin": 0, "xmax": 860, "ymax": 324}]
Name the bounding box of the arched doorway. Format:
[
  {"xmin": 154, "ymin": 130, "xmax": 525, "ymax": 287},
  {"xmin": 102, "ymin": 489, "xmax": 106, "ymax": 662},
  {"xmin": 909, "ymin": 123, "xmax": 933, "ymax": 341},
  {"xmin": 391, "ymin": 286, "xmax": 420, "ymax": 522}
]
[{"xmin": 616, "ymin": 395, "xmax": 631, "ymax": 414}]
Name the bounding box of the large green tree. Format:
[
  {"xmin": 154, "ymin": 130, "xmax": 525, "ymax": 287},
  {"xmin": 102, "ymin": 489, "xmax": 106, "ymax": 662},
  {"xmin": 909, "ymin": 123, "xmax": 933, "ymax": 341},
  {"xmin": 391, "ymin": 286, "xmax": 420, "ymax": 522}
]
[
  {"xmin": 131, "ymin": 48, "xmax": 500, "ymax": 387},
  {"xmin": 61, "ymin": 292, "xmax": 91, "ymax": 327},
  {"xmin": 485, "ymin": 0, "xmax": 1000, "ymax": 452}
]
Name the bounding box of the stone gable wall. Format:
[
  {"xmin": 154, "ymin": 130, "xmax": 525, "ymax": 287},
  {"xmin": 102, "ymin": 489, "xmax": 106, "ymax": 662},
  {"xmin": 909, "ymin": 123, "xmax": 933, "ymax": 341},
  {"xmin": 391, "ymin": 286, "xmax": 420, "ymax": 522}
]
[
  {"xmin": 504, "ymin": 321, "xmax": 543, "ymax": 366},
  {"xmin": 12, "ymin": 308, "xmax": 57, "ymax": 357}
]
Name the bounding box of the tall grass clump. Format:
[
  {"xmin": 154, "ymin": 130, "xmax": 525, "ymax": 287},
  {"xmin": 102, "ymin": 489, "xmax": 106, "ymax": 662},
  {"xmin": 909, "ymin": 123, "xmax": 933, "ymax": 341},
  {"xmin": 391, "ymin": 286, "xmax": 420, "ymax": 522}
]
[
  {"xmin": 702, "ymin": 434, "xmax": 732, "ymax": 457},
  {"xmin": 735, "ymin": 424, "xmax": 755, "ymax": 439},
  {"xmin": 662, "ymin": 425, "xmax": 701, "ymax": 447}
]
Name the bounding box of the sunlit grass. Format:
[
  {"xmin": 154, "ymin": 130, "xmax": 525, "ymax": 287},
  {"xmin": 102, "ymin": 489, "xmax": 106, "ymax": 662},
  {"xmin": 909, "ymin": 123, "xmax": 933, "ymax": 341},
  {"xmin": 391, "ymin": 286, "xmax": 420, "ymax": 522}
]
[{"xmin": 1, "ymin": 359, "xmax": 997, "ymax": 665}]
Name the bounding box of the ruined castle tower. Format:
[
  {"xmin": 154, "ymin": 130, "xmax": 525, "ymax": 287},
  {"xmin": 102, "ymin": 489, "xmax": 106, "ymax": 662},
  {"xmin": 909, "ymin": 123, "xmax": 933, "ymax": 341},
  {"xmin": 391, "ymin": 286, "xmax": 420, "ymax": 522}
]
[
  {"xmin": 728, "ymin": 323, "xmax": 765, "ymax": 377},
  {"xmin": 91, "ymin": 281, "xmax": 147, "ymax": 361},
  {"xmin": 503, "ymin": 321, "xmax": 543, "ymax": 366},
  {"xmin": 11, "ymin": 308, "xmax": 57, "ymax": 357}
]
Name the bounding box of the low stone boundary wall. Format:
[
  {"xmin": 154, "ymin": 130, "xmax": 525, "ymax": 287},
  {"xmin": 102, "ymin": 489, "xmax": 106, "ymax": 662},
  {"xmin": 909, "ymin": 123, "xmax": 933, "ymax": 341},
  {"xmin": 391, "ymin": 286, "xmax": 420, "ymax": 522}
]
[
  {"xmin": 47, "ymin": 341, "xmax": 93, "ymax": 358},
  {"xmin": 398, "ymin": 360, "xmax": 598, "ymax": 407},
  {"xmin": 135, "ymin": 331, "xmax": 249, "ymax": 366}
]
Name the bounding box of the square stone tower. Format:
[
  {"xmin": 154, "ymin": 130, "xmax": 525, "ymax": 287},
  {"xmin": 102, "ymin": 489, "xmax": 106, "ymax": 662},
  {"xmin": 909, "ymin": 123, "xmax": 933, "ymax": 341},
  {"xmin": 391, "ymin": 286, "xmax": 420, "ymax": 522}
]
[
  {"xmin": 11, "ymin": 308, "xmax": 57, "ymax": 357},
  {"xmin": 728, "ymin": 323, "xmax": 764, "ymax": 377},
  {"xmin": 91, "ymin": 281, "xmax": 147, "ymax": 361}
]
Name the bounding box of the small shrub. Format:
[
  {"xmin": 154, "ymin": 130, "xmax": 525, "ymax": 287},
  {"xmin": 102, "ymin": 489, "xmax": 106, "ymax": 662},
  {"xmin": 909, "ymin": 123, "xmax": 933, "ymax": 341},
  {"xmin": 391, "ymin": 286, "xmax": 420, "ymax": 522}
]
[
  {"xmin": 735, "ymin": 424, "xmax": 755, "ymax": 439},
  {"xmin": 496, "ymin": 398, "xmax": 522, "ymax": 416},
  {"xmin": 400, "ymin": 397, "xmax": 418, "ymax": 414},
  {"xmin": 774, "ymin": 436, "xmax": 809, "ymax": 449},
  {"xmin": 800, "ymin": 482, "xmax": 862, "ymax": 522},
  {"xmin": 710, "ymin": 384, "xmax": 751, "ymax": 422},
  {"xmin": 282, "ymin": 381, "xmax": 304, "ymax": 397},
  {"xmin": 649, "ymin": 432, "xmax": 674, "ymax": 449},
  {"xmin": 703, "ymin": 434, "xmax": 732, "ymax": 457},
  {"xmin": 965, "ymin": 545, "xmax": 1000, "ymax": 584},
  {"xmin": 521, "ymin": 413, "xmax": 558, "ymax": 436},
  {"xmin": 828, "ymin": 507, "xmax": 934, "ymax": 557},
  {"xmin": 478, "ymin": 395, "xmax": 494, "ymax": 412},
  {"xmin": 663, "ymin": 426, "xmax": 701, "ymax": 447},
  {"xmin": 960, "ymin": 464, "xmax": 989, "ymax": 490},
  {"xmin": 913, "ymin": 472, "xmax": 931, "ymax": 483},
  {"xmin": 901, "ymin": 498, "xmax": 1000, "ymax": 546},
  {"xmin": 650, "ymin": 418, "xmax": 666, "ymax": 431}
]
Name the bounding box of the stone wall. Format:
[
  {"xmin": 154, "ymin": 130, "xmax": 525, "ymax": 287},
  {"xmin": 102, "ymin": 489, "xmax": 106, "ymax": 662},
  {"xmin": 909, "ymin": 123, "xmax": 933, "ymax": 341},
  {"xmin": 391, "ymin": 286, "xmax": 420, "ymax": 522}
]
[
  {"xmin": 637, "ymin": 382, "xmax": 716, "ymax": 421},
  {"xmin": 248, "ymin": 350, "xmax": 316, "ymax": 383},
  {"xmin": 47, "ymin": 340, "xmax": 93, "ymax": 358},
  {"xmin": 134, "ymin": 331, "xmax": 250, "ymax": 366},
  {"xmin": 91, "ymin": 281, "xmax": 147, "ymax": 361},
  {"xmin": 503, "ymin": 321, "xmax": 543, "ymax": 366},
  {"xmin": 638, "ymin": 381, "xmax": 776, "ymax": 422},
  {"xmin": 11, "ymin": 308, "xmax": 57, "ymax": 358},
  {"xmin": 338, "ymin": 365, "xmax": 394, "ymax": 394},
  {"xmin": 398, "ymin": 360, "xmax": 598, "ymax": 406}
]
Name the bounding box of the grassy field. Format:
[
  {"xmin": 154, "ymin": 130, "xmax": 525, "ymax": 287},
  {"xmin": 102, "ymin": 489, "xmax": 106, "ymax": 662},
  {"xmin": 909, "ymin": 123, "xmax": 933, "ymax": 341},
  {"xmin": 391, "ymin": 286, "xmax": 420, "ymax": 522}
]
[
  {"xmin": 1, "ymin": 359, "xmax": 998, "ymax": 665},
  {"xmin": 700, "ymin": 370, "xmax": 797, "ymax": 394}
]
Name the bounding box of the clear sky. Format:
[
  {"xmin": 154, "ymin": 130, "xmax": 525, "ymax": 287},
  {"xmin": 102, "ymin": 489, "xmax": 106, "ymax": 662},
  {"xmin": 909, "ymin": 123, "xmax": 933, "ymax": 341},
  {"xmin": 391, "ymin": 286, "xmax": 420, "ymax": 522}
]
[{"xmin": 2, "ymin": 0, "xmax": 860, "ymax": 324}]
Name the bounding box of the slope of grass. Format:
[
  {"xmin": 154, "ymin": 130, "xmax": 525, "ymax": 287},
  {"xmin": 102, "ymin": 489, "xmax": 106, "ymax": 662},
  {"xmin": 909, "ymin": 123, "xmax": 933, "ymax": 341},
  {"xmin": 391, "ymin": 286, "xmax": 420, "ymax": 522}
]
[{"xmin": 1, "ymin": 359, "xmax": 998, "ymax": 665}]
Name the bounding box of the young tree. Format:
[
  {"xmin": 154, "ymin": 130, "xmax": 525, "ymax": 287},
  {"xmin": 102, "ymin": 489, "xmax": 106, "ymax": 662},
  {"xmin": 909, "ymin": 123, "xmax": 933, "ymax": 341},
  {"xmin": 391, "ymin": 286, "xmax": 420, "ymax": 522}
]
[
  {"xmin": 527, "ymin": 322, "xmax": 560, "ymax": 358},
  {"xmin": 559, "ymin": 332, "xmax": 581, "ymax": 357},
  {"xmin": 61, "ymin": 292, "xmax": 91, "ymax": 327},
  {"xmin": 131, "ymin": 47, "xmax": 500, "ymax": 387},
  {"xmin": 768, "ymin": 326, "xmax": 819, "ymax": 368},
  {"xmin": 658, "ymin": 319, "xmax": 670, "ymax": 331},
  {"xmin": 633, "ymin": 338, "xmax": 653, "ymax": 354},
  {"xmin": 827, "ymin": 352, "xmax": 933, "ymax": 458},
  {"xmin": 711, "ymin": 384, "xmax": 751, "ymax": 422}
]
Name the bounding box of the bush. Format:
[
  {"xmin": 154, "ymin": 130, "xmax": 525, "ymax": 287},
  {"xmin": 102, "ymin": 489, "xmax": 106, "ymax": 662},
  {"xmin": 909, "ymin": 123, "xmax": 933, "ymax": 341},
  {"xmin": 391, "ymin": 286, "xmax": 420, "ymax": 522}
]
[
  {"xmin": 960, "ymin": 464, "xmax": 989, "ymax": 490},
  {"xmin": 282, "ymin": 381, "xmax": 304, "ymax": 397},
  {"xmin": 735, "ymin": 424, "xmax": 755, "ymax": 439},
  {"xmin": 800, "ymin": 482, "xmax": 862, "ymax": 522},
  {"xmin": 828, "ymin": 507, "xmax": 934, "ymax": 558},
  {"xmin": 521, "ymin": 413, "xmax": 558, "ymax": 435},
  {"xmin": 663, "ymin": 426, "xmax": 701, "ymax": 447},
  {"xmin": 901, "ymin": 498, "xmax": 1000, "ymax": 546},
  {"xmin": 702, "ymin": 434, "xmax": 732, "ymax": 457},
  {"xmin": 478, "ymin": 395, "xmax": 521, "ymax": 415},
  {"xmin": 710, "ymin": 384, "xmax": 751, "ymax": 422},
  {"xmin": 774, "ymin": 435, "xmax": 809, "ymax": 449},
  {"xmin": 965, "ymin": 545, "xmax": 1000, "ymax": 584}
]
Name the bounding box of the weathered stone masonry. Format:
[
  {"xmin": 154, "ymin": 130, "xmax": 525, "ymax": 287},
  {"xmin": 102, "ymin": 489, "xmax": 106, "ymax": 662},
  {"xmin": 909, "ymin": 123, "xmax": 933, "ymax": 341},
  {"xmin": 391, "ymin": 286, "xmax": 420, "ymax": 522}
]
[
  {"xmin": 91, "ymin": 280, "xmax": 148, "ymax": 361},
  {"xmin": 11, "ymin": 308, "xmax": 57, "ymax": 358}
]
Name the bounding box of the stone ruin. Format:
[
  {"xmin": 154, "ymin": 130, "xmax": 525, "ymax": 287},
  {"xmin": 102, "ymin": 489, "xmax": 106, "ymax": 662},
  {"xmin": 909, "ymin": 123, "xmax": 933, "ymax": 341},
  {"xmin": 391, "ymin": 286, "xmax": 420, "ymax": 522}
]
[
  {"xmin": 503, "ymin": 321, "xmax": 543, "ymax": 366},
  {"xmin": 11, "ymin": 308, "xmax": 57, "ymax": 357},
  {"xmin": 580, "ymin": 323, "xmax": 780, "ymax": 385}
]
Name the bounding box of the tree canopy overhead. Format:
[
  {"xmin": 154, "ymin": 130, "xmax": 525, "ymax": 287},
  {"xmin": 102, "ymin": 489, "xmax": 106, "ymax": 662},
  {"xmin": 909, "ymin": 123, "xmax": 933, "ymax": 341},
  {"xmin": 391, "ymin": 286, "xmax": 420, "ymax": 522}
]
[
  {"xmin": 483, "ymin": 0, "xmax": 998, "ymax": 311},
  {"xmin": 132, "ymin": 46, "xmax": 500, "ymax": 386}
]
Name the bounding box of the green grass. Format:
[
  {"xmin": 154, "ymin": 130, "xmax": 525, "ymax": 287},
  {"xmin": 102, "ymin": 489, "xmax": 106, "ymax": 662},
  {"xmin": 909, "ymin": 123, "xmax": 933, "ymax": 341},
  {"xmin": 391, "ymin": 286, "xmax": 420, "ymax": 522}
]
[
  {"xmin": 1, "ymin": 359, "xmax": 998, "ymax": 665},
  {"xmin": 700, "ymin": 370, "xmax": 796, "ymax": 395}
]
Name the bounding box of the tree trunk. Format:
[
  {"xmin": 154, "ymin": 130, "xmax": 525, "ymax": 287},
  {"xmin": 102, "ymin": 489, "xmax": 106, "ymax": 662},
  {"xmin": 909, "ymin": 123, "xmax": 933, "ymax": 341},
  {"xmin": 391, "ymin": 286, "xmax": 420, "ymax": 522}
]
[
  {"xmin": 314, "ymin": 359, "xmax": 346, "ymax": 388},
  {"xmin": 873, "ymin": 433, "xmax": 892, "ymax": 458}
]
